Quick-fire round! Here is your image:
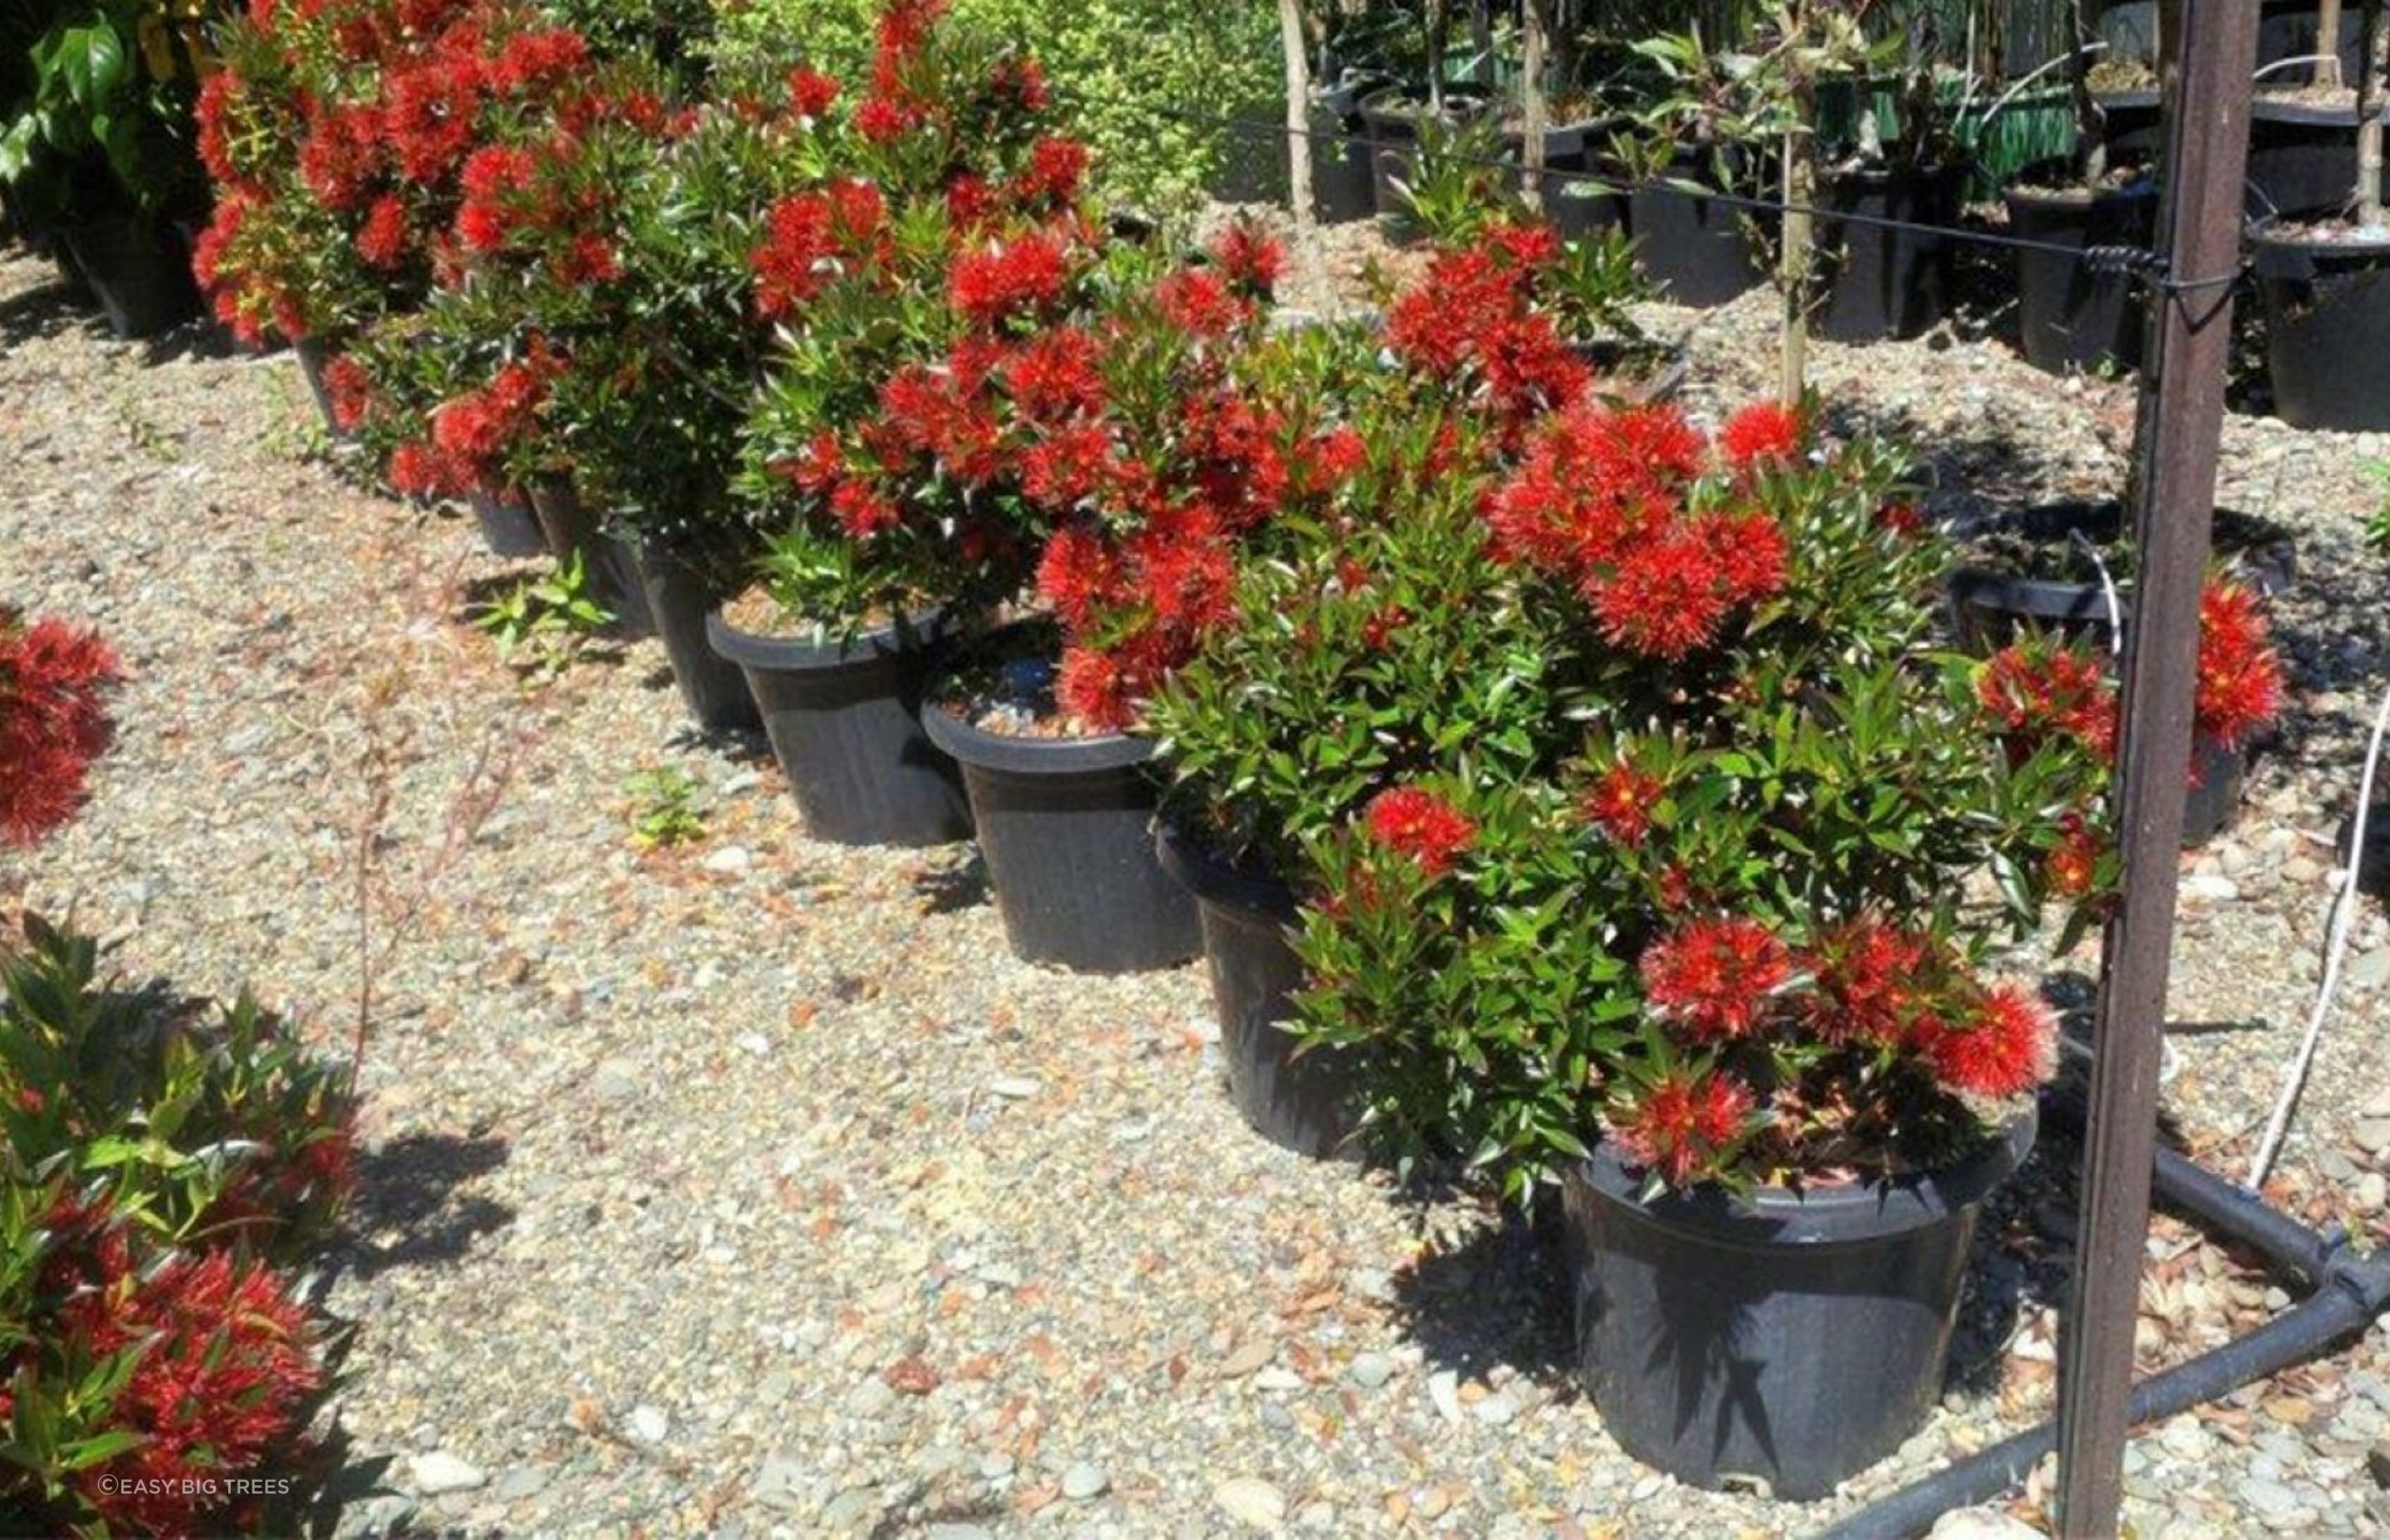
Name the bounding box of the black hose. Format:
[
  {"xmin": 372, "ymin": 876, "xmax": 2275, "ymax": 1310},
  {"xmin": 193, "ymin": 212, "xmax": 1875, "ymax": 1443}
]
[{"xmin": 2146, "ymin": 1143, "xmax": 2342, "ymax": 1291}]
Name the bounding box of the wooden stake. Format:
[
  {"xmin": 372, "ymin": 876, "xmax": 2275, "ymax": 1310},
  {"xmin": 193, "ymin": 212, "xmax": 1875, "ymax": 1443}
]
[
  {"xmin": 2054, "ymin": 0, "xmax": 2260, "ymax": 1533},
  {"xmin": 1522, "ymin": 2, "xmax": 1549, "ymax": 216},
  {"xmin": 1280, "ymin": 0, "xmax": 1314, "ymax": 231}
]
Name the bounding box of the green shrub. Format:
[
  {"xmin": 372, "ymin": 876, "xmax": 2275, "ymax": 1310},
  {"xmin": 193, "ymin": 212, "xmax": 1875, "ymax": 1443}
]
[{"xmin": 708, "ymin": 0, "xmax": 1281, "ymax": 217}]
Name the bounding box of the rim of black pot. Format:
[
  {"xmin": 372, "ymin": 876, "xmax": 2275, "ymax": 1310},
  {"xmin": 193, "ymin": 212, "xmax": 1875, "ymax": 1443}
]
[
  {"xmin": 705, "ymin": 603, "xmax": 949, "ymax": 673},
  {"xmin": 917, "ymin": 687, "xmax": 1158, "ymax": 776},
  {"xmin": 2090, "ymin": 86, "xmax": 2161, "ymax": 112},
  {"xmin": 1356, "ymin": 82, "xmax": 1495, "ymax": 129},
  {"xmin": 2250, "ymin": 91, "xmax": 2390, "ymax": 128},
  {"xmin": 2247, "ymin": 218, "xmax": 2390, "ymax": 261},
  {"xmin": 1154, "ymin": 821, "xmax": 1301, "ymax": 922},
  {"xmin": 1574, "ymin": 1105, "xmax": 2036, "ymax": 1250},
  {"xmin": 2000, "ymin": 173, "xmax": 2161, "ymax": 207},
  {"xmin": 1945, "ymin": 499, "xmax": 2298, "ymax": 602}
]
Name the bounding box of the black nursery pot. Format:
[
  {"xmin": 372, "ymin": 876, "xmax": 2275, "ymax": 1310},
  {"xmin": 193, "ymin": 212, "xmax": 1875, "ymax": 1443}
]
[
  {"xmin": 1358, "ymin": 85, "xmax": 1490, "ymax": 245},
  {"xmin": 634, "ymin": 547, "xmax": 762, "ymax": 734},
  {"xmin": 1813, "ymin": 163, "xmax": 1958, "ymax": 343},
  {"xmin": 466, "ymin": 490, "xmax": 548, "ymax": 558},
  {"xmin": 1155, "ymin": 825, "xmax": 1359, "ymax": 1157},
  {"xmin": 2002, "ymin": 178, "xmax": 2158, "ymax": 375},
  {"xmin": 705, "ymin": 608, "xmax": 971, "ymax": 847},
  {"xmin": 1310, "ymin": 76, "xmax": 1389, "ymax": 224},
  {"xmin": 1560, "ymin": 1110, "xmax": 2036, "ymax": 1500},
  {"xmin": 2184, "ymin": 731, "xmax": 2249, "ymax": 848},
  {"xmin": 2246, "ymin": 96, "xmax": 2378, "ymax": 222},
  {"xmin": 919, "ymin": 702, "xmax": 1199, "ymax": 973},
  {"xmin": 2251, "ymin": 225, "xmax": 2390, "ymax": 432},
  {"xmin": 1629, "ymin": 146, "xmax": 1766, "ymax": 307},
  {"xmin": 528, "ymin": 479, "xmax": 655, "ymax": 637},
  {"xmin": 294, "ymin": 339, "xmax": 350, "ymax": 440},
  {"xmin": 59, "ymin": 215, "xmax": 198, "ymax": 340}
]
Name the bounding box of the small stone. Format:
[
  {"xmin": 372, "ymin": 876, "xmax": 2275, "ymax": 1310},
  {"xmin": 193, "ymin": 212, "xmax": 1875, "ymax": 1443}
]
[
  {"xmin": 2351, "ymin": 949, "xmax": 2390, "ymax": 991},
  {"xmin": 2361, "ymin": 1172, "xmax": 2388, "ymax": 1211},
  {"xmin": 2158, "ymin": 1413, "xmax": 2212, "ymax": 1460},
  {"xmin": 1474, "ymin": 1392, "xmax": 1518, "ymax": 1426},
  {"xmin": 626, "ymin": 1404, "xmax": 669, "ymax": 1445},
  {"xmin": 2355, "ymin": 1120, "xmax": 2390, "ymax": 1157},
  {"xmin": 1346, "ymin": 1352, "xmax": 1394, "ymax": 1390},
  {"xmin": 592, "ymin": 1060, "xmax": 639, "ymax": 1102},
  {"xmin": 1427, "ymin": 1369, "xmax": 1462, "ymax": 1425},
  {"xmin": 408, "ymin": 1451, "xmax": 487, "ymax": 1497},
  {"xmin": 2241, "ymin": 1474, "xmax": 2300, "ymax": 1522},
  {"xmin": 1061, "ymin": 1461, "xmax": 1109, "ymax": 1501},
  {"xmin": 1218, "ymin": 1338, "xmax": 1275, "ymax": 1378},
  {"xmin": 736, "ymin": 1031, "xmax": 770, "ymax": 1056},
  {"xmin": 702, "ymin": 845, "xmax": 752, "ymax": 875},
  {"xmin": 1927, "ymin": 1509, "xmax": 2043, "ymax": 1539},
  {"xmin": 845, "ymin": 1377, "xmax": 897, "ymax": 1418},
  {"xmin": 987, "ymin": 1075, "xmax": 1041, "ymax": 1099},
  {"xmin": 1254, "ymin": 1367, "xmax": 1304, "ymax": 1392},
  {"xmin": 2183, "ymin": 874, "xmax": 2240, "ymax": 902},
  {"xmin": 1213, "ymin": 1475, "xmax": 1287, "ymax": 1532},
  {"xmin": 980, "ymin": 1452, "xmax": 1016, "ymax": 1480},
  {"xmin": 2285, "ymin": 855, "xmax": 2326, "ymax": 885},
  {"xmin": 926, "ymin": 1528, "xmax": 994, "ymax": 1540},
  {"xmin": 2368, "ymin": 1435, "xmax": 2390, "ymax": 1488},
  {"xmin": 494, "ymin": 1466, "xmax": 554, "ymax": 1502},
  {"xmin": 821, "ymin": 1486, "xmax": 877, "ymax": 1528}
]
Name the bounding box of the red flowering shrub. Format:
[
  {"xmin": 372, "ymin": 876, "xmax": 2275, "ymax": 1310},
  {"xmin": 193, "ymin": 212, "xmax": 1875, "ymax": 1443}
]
[
  {"xmin": 1364, "ymin": 785, "xmax": 1477, "ymax": 877},
  {"xmin": 0, "ymin": 612, "xmax": 120, "ymax": 846},
  {"xmin": 1, "ymin": 919, "xmax": 356, "ymax": 1534}
]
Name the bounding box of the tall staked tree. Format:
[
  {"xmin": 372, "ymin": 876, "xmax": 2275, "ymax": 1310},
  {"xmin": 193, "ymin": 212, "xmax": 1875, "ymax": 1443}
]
[{"xmin": 1280, "ymin": 0, "xmax": 1314, "ymax": 231}]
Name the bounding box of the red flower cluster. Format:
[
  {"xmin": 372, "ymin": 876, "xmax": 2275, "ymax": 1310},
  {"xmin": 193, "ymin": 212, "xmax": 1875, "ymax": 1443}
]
[
  {"xmin": 1485, "ymin": 402, "xmax": 1788, "ymax": 660},
  {"xmin": 33, "ymin": 1200, "xmax": 323, "ymax": 1533},
  {"xmin": 754, "ymin": 179, "xmax": 892, "ymax": 317},
  {"xmin": 1609, "ymin": 1067, "xmax": 1755, "ymax": 1187},
  {"xmin": 2195, "ymin": 578, "xmax": 2286, "ymax": 748},
  {"xmin": 1386, "ymin": 223, "xmax": 1593, "ymax": 440},
  {"xmin": 393, "ymin": 339, "xmax": 563, "ymax": 497},
  {"xmin": 1719, "ymin": 400, "xmax": 1805, "ymax": 471},
  {"xmin": 1363, "ymin": 786, "xmax": 1477, "ymax": 877},
  {"xmin": 1911, "ymin": 982, "xmax": 2057, "ymax": 1099},
  {"xmin": 0, "ymin": 616, "xmax": 121, "ymax": 846},
  {"xmin": 1583, "ymin": 760, "xmax": 1663, "ymax": 846},
  {"xmin": 1976, "ymin": 634, "xmax": 2119, "ymax": 763},
  {"xmin": 319, "ymin": 352, "xmax": 379, "ymax": 432},
  {"xmin": 949, "ymin": 229, "xmax": 1071, "ymax": 329},
  {"xmin": 1640, "ymin": 915, "xmax": 1792, "ymax": 1041},
  {"xmin": 1796, "ymin": 918, "xmax": 1934, "ymax": 1046}
]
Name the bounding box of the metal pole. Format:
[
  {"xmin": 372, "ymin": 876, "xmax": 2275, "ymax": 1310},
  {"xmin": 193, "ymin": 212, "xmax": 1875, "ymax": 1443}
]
[{"xmin": 2053, "ymin": 0, "xmax": 2260, "ymax": 1533}]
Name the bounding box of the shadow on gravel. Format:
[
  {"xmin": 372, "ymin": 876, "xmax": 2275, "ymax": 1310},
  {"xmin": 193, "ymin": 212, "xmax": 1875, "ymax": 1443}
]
[
  {"xmin": 344, "ymin": 1131, "xmax": 514, "ymax": 1279},
  {"xmin": 1390, "ymin": 1203, "xmax": 1578, "ymax": 1391},
  {"xmin": 912, "ymin": 850, "xmax": 990, "ymax": 914},
  {"xmin": 0, "ymin": 263, "xmax": 104, "ymax": 349},
  {"xmin": 871, "ymin": 1499, "xmax": 1007, "ymax": 1538},
  {"xmin": 1818, "ymin": 397, "xmax": 2087, "ymax": 520}
]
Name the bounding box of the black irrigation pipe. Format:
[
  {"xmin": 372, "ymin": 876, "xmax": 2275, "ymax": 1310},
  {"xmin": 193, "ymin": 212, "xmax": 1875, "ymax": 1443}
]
[
  {"xmin": 1177, "ymin": 107, "xmax": 2246, "ymax": 295},
  {"xmin": 1813, "ymin": 1091, "xmax": 2390, "ymax": 1540}
]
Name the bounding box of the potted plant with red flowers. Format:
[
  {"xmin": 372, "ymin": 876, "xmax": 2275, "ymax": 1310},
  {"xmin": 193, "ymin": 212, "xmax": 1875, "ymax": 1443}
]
[
  {"xmin": 716, "ymin": 1, "xmax": 1080, "ymax": 846},
  {"xmin": 1289, "ymin": 401, "xmax": 2105, "ymax": 1498}
]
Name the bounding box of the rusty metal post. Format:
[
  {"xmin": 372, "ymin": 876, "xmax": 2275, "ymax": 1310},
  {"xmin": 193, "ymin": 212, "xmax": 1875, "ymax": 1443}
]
[{"xmin": 2054, "ymin": 0, "xmax": 2261, "ymax": 1533}]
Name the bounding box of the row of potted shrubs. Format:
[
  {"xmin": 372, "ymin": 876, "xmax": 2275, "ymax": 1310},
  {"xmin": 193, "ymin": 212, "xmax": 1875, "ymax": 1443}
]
[{"xmin": 173, "ymin": 0, "xmax": 2298, "ymax": 1504}]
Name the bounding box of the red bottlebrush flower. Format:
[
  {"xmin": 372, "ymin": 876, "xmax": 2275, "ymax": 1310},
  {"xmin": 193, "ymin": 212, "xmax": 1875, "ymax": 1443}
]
[
  {"xmin": 456, "ymin": 144, "xmax": 535, "ymax": 251},
  {"xmin": 1212, "ymin": 220, "xmax": 1285, "ymax": 295},
  {"xmin": 356, "ymin": 193, "xmax": 412, "ymax": 270},
  {"xmin": 1914, "ymin": 982, "xmax": 2056, "ymax": 1099},
  {"xmin": 1719, "ymin": 400, "xmax": 1805, "ymax": 470},
  {"xmin": 1702, "ymin": 508, "xmax": 1790, "ymax": 608},
  {"xmin": 788, "ymin": 66, "xmax": 841, "ymax": 119},
  {"xmin": 991, "ymin": 55, "xmax": 1049, "ymax": 113},
  {"xmin": 1056, "ymin": 644, "xmax": 1130, "ymax": 730},
  {"xmin": 1640, "ymin": 915, "xmax": 1792, "ymax": 1042},
  {"xmin": 1592, "ymin": 523, "xmax": 1734, "ymax": 660},
  {"xmin": 319, "ymin": 353, "xmax": 377, "ymax": 432},
  {"xmin": 1361, "ymin": 603, "xmax": 1410, "ymax": 650},
  {"xmin": 383, "ymin": 54, "xmax": 487, "ymax": 183},
  {"xmin": 2047, "ymin": 810, "xmax": 2102, "ymax": 897},
  {"xmin": 948, "ymin": 230, "xmax": 1067, "ymax": 329},
  {"xmin": 298, "ymin": 102, "xmax": 383, "ymax": 213},
  {"xmin": 1583, "ymin": 761, "xmax": 1663, "ymax": 846},
  {"xmin": 1036, "ymin": 524, "xmax": 1123, "ymax": 630},
  {"xmin": 752, "ymin": 183, "xmax": 882, "ymax": 316},
  {"xmin": 1002, "ymin": 327, "xmax": 1105, "ymax": 423},
  {"xmin": 1977, "ymin": 641, "xmax": 2119, "ymax": 763},
  {"xmin": 1363, "ymin": 786, "xmax": 1476, "ymax": 877},
  {"xmin": 1484, "ymin": 402, "xmax": 1704, "ymax": 576},
  {"xmin": 1876, "ymin": 500, "xmax": 1925, "ymax": 537},
  {"xmin": 946, "ymin": 172, "xmax": 998, "ymax": 230},
  {"xmin": 1021, "ymin": 422, "xmax": 1118, "ymax": 509},
  {"xmin": 876, "ymin": 0, "xmax": 952, "ymax": 56},
  {"xmin": 1017, "ymin": 135, "xmax": 1090, "ymax": 208},
  {"xmin": 0, "ymin": 616, "xmax": 121, "ymax": 845},
  {"xmin": 196, "ymin": 70, "xmax": 241, "ymax": 186},
  {"xmin": 1797, "ymin": 918, "xmax": 1934, "ymax": 1045},
  {"xmin": 2195, "ymin": 578, "xmax": 2285, "ymax": 748},
  {"xmin": 1154, "ymin": 267, "xmax": 1248, "ymax": 339},
  {"xmin": 854, "ymin": 95, "xmax": 913, "ymax": 142},
  {"xmin": 830, "ymin": 479, "xmax": 901, "ymax": 538},
  {"xmin": 1312, "ymin": 424, "xmax": 1367, "ymax": 487},
  {"xmin": 1490, "ymin": 220, "xmax": 1562, "ymax": 270},
  {"xmin": 490, "ymin": 27, "xmax": 589, "ymax": 97},
  {"xmin": 1609, "ymin": 1067, "xmax": 1755, "ymax": 1187}
]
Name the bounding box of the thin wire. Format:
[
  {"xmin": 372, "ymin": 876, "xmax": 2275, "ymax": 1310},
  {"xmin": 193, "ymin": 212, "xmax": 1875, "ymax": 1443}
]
[{"xmin": 1181, "ymin": 107, "xmax": 2248, "ymax": 296}]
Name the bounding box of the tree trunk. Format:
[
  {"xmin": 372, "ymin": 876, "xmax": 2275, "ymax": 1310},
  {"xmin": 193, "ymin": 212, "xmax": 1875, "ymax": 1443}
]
[
  {"xmin": 2319, "ymin": 0, "xmax": 2346, "ymax": 90},
  {"xmin": 1781, "ymin": 115, "xmax": 1814, "ymax": 404},
  {"xmin": 2361, "ymin": 0, "xmax": 2385, "ymax": 226},
  {"xmin": 1280, "ymin": 0, "xmax": 1314, "ymax": 230},
  {"xmin": 1522, "ymin": 2, "xmax": 1548, "ymax": 214}
]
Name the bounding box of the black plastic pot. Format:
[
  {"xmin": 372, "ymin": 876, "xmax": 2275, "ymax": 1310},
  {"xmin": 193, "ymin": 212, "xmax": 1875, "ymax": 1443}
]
[
  {"xmin": 527, "ymin": 479, "xmax": 654, "ymax": 638},
  {"xmin": 2246, "ymin": 95, "xmax": 2380, "ymax": 221},
  {"xmin": 60, "ymin": 216, "xmax": 198, "ymax": 339},
  {"xmin": 2184, "ymin": 731, "xmax": 2249, "ymax": 848},
  {"xmin": 1560, "ymin": 1109, "xmax": 2036, "ymax": 1500},
  {"xmin": 636, "ymin": 546, "xmax": 762, "ymax": 734},
  {"xmin": 919, "ymin": 700, "xmax": 1198, "ymax": 973},
  {"xmin": 466, "ymin": 490, "xmax": 547, "ymax": 558},
  {"xmin": 705, "ymin": 608, "xmax": 970, "ymax": 847},
  {"xmin": 1944, "ymin": 500, "xmax": 2298, "ymax": 655},
  {"xmin": 293, "ymin": 338, "xmax": 348, "ymax": 439},
  {"xmin": 1547, "ymin": 148, "xmax": 1632, "ymax": 241},
  {"xmin": 1629, "ymin": 146, "xmax": 1766, "ymax": 307},
  {"xmin": 2251, "ymin": 224, "xmax": 2390, "ymax": 432},
  {"xmin": 1310, "ymin": 75, "xmax": 1390, "ymax": 224},
  {"xmin": 1812, "ymin": 163, "xmax": 1958, "ymax": 343},
  {"xmin": 1359, "ymin": 85, "xmax": 1490, "ymax": 245},
  {"xmin": 1154, "ymin": 826, "xmax": 1359, "ymax": 1157},
  {"xmin": 2002, "ymin": 177, "xmax": 2158, "ymax": 375}
]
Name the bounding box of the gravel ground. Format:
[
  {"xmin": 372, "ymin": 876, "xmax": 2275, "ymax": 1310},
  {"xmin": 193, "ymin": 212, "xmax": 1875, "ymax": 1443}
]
[{"xmin": 5, "ymin": 224, "xmax": 2390, "ymax": 1540}]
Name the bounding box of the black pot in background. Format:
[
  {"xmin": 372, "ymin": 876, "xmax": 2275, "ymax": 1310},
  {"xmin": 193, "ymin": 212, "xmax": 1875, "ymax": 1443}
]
[
  {"xmin": 1358, "ymin": 85, "xmax": 1491, "ymax": 246},
  {"xmin": 705, "ymin": 608, "xmax": 971, "ymax": 847},
  {"xmin": 1812, "ymin": 163, "xmax": 1958, "ymax": 343},
  {"xmin": 1310, "ymin": 74, "xmax": 1391, "ymax": 224},
  {"xmin": 528, "ymin": 479, "xmax": 655, "ymax": 638},
  {"xmin": 1560, "ymin": 1110, "xmax": 2036, "ymax": 1500},
  {"xmin": 466, "ymin": 490, "xmax": 548, "ymax": 558},
  {"xmin": 2251, "ymin": 224, "xmax": 2390, "ymax": 432},
  {"xmin": 1155, "ymin": 825, "xmax": 1359, "ymax": 1157},
  {"xmin": 2183, "ymin": 731, "xmax": 2249, "ymax": 848},
  {"xmin": 2093, "ymin": 87, "xmax": 2163, "ymax": 163},
  {"xmin": 1544, "ymin": 138, "xmax": 1632, "ymax": 241},
  {"xmin": 919, "ymin": 694, "xmax": 1199, "ymax": 974},
  {"xmin": 1944, "ymin": 500, "xmax": 2298, "ymax": 655},
  {"xmin": 1629, "ymin": 145, "xmax": 1766, "ymax": 307},
  {"xmin": 636, "ymin": 546, "xmax": 762, "ymax": 735},
  {"xmin": 2246, "ymin": 95, "xmax": 2379, "ymax": 221},
  {"xmin": 2002, "ymin": 176, "xmax": 2158, "ymax": 375},
  {"xmin": 60, "ymin": 216, "xmax": 198, "ymax": 340}
]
